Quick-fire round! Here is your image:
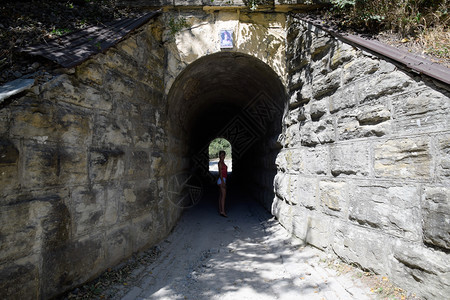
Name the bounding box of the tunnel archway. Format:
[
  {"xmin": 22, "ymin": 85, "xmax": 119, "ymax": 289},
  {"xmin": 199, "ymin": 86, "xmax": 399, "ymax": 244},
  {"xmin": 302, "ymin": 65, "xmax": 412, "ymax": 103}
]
[{"xmin": 166, "ymin": 52, "xmax": 287, "ymax": 209}]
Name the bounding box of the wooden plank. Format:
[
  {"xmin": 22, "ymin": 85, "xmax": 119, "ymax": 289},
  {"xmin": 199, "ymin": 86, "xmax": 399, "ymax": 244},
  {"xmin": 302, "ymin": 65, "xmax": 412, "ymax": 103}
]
[{"xmin": 21, "ymin": 11, "xmax": 160, "ymax": 68}]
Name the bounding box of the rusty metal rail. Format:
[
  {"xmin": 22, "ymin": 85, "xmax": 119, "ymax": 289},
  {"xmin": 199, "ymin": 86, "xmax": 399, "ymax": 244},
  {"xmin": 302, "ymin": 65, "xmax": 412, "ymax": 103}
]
[{"xmin": 297, "ymin": 15, "xmax": 450, "ymax": 86}]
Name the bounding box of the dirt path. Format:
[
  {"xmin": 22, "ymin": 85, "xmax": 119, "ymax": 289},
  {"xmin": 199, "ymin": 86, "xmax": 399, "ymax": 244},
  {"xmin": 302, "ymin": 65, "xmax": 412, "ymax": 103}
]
[{"xmin": 86, "ymin": 184, "xmax": 378, "ymax": 300}]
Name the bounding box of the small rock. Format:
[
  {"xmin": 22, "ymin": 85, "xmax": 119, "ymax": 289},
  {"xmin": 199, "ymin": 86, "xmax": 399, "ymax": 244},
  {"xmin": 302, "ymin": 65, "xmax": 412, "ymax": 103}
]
[
  {"xmin": 31, "ymin": 62, "xmax": 40, "ymax": 69},
  {"xmin": 0, "ymin": 24, "xmax": 4, "ymax": 29},
  {"xmin": 13, "ymin": 71, "xmax": 22, "ymax": 78}
]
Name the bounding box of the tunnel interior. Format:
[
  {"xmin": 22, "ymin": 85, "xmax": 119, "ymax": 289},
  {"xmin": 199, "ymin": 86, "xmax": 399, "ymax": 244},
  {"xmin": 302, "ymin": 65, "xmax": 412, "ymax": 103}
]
[{"xmin": 167, "ymin": 52, "xmax": 286, "ymax": 207}]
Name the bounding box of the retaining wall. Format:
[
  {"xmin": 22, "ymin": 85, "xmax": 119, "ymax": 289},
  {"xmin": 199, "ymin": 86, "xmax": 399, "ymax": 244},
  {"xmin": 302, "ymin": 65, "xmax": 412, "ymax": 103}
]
[{"xmin": 273, "ymin": 15, "xmax": 450, "ymax": 299}]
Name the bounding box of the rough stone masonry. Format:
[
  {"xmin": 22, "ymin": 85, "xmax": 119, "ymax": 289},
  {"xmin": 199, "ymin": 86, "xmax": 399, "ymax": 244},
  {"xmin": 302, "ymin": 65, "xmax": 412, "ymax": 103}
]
[{"xmin": 0, "ymin": 2, "xmax": 449, "ymax": 300}]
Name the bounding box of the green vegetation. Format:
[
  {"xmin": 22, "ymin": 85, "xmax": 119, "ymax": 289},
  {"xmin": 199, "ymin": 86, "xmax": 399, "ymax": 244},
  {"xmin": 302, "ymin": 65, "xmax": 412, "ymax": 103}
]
[
  {"xmin": 328, "ymin": 0, "xmax": 449, "ymax": 59},
  {"xmin": 168, "ymin": 17, "xmax": 189, "ymax": 37},
  {"xmin": 209, "ymin": 138, "xmax": 232, "ymax": 159}
]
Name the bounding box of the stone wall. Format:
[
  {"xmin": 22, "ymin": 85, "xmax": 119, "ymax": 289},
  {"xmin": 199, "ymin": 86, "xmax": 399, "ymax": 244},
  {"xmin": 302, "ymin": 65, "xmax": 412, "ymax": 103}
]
[
  {"xmin": 0, "ymin": 19, "xmax": 182, "ymax": 299},
  {"xmin": 274, "ymin": 15, "xmax": 450, "ymax": 299}
]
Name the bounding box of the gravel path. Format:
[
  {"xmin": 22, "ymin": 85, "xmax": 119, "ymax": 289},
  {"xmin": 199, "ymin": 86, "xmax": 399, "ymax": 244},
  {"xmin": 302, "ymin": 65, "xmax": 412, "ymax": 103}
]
[{"xmin": 97, "ymin": 186, "xmax": 376, "ymax": 300}]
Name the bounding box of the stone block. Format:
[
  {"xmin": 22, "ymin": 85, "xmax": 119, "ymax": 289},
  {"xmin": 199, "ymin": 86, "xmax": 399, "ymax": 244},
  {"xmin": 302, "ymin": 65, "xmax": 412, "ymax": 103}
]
[
  {"xmin": 106, "ymin": 225, "xmax": 132, "ymax": 265},
  {"xmin": 296, "ymin": 176, "xmax": 318, "ymax": 209},
  {"xmin": 329, "ymin": 42, "xmax": 355, "ymax": 70},
  {"xmin": 310, "ymin": 36, "xmax": 332, "ymax": 61},
  {"xmin": 437, "ymin": 134, "xmax": 450, "ymax": 180},
  {"xmin": 22, "ymin": 142, "xmax": 61, "ymax": 188},
  {"xmin": 131, "ymin": 214, "xmax": 162, "ymax": 252},
  {"xmin": 329, "ymin": 83, "xmax": 359, "ymax": 113},
  {"xmin": 9, "ymin": 98, "xmax": 57, "ymax": 141},
  {"xmin": 275, "ymin": 149, "xmax": 302, "ymax": 173},
  {"xmin": 89, "ymin": 148, "xmax": 125, "ymax": 183},
  {"xmin": 291, "ymin": 207, "xmax": 332, "ymax": 249},
  {"xmin": 312, "ymin": 69, "xmax": 340, "ymax": 100},
  {"xmin": 333, "ymin": 222, "xmax": 391, "ymax": 274},
  {"xmin": 71, "ymin": 185, "xmax": 105, "ymax": 237},
  {"xmin": 42, "ymin": 75, "xmax": 112, "ymax": 111},
  {"xmin": 374, "ymin": 137, "xmax": 431, "ymax": 179},
  {"xmin": 0, "ymin": 138, "xmax": 20, "ymax": 193},
  {"xmin": 75, "ymin": 61, "xmax": 104, "ymax": 85},
  {"xmin": 349, "ymin": 183, "xmax": 421, "ymax": 240},
  {"xmin": 0, "ymin": 202, "xmax": 41, "ymax": 263},
  {"xmin": 55, "ymin": 104, "xmax": 91, "ymax": 147},
  {"xmin": 0, "ymin": 258, "xmax": 39, "ymax": 299},
  {"xmin": 319, "ymin": 180, "xmax": 347, "ymax": 214},
  {"xmin": 300, "ymin": 117, "xmax": 335, "ymax": 146},
  {"xmin": 92, "ymin": 114, "xmax": 132, "ymax": 148},
  {"xmin": 422, "ymin": 186, "xmax": 450, "ymax": 250},
  {"xmin": 41, "ymin": 235, "xmax": 105, "ymax": 299},
  {"xmin": 105, "ymin": 185, "xmax": 120, "ymax": 226},
  {"xmin": 391, "ymin": 240, "xmax": 450, "ymax": 299},
  {"xmin": 120, "ymin": 182, "xmax": 158, "ymax": 220},
  {"xmin": 331, "ymin": 143, "xmax": 369, "ymax": 176},
  {"xmin": 0, "ymin": 107, "xmax": 10, "ymax": 136},
  {"xmin": 338, "ymin": 118, "xmax": 391, "ymax": 140},
  {"xmin": 342, "ymin": 57, "xmax": 379, "ymax": 83},
  {"xmin": 361, "ymin": 71, "xmax": 414, "ymax": 102},
  {"xmin": 309, "ymin": 99, "xmax": 328, "ymax": 121},
  {"xmin": 301, "ymin": 146, "xmax": 329, "ymax": 175},
  {"xmin": 58, "ymin": 147, "xmax": 89, "ymax": 186},
  {"xmin": 128, "ymin": 150, "xmax": 151, "ymax": 179},
  {"xmin": 0, "ymin": 193, "xmax": 69, "ymax": 261},
  {"xmin": 392, "ymin": 89, "xmax": 450, "ymax": 134}
]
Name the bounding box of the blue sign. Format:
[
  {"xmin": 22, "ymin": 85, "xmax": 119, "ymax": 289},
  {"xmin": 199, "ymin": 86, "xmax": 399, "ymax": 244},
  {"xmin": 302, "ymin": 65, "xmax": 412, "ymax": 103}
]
[{"xmin": 220, "ymin": 30, "xmax": 233, "ymax": 49}]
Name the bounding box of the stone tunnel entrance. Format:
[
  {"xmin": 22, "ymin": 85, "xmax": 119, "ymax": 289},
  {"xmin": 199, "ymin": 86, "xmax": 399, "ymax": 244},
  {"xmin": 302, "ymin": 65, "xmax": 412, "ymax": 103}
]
[{"xmin": 167, "ymin": 52, "xmax": 286, "ymax": 209}]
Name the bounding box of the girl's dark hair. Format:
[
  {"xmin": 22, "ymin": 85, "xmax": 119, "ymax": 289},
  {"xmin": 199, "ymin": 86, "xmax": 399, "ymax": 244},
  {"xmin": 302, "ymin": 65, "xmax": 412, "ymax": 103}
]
[{"xmin": 219, "ymin": 150, "xmax": 226, "ymax": 156}]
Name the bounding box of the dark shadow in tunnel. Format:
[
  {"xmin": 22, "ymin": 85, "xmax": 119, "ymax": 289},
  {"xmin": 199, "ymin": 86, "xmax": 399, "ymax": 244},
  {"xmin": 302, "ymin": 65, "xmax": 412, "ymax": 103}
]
[{"xmin": 167, "ymin": 52, "xmax": 286, "ymax": 212}]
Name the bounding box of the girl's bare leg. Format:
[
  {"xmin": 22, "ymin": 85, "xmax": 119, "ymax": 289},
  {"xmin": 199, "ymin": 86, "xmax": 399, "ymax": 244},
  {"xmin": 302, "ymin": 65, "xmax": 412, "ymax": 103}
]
[{"xmin": 219, "ymin": 186, "xmax": 227, "ymax": 216}]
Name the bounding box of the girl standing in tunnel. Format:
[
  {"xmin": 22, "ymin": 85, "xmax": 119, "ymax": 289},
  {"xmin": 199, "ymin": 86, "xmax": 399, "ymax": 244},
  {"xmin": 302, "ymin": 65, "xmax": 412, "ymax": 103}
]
[{"xmin": 217, "ymin": 150, "xmax": 228, "ymax": 217}]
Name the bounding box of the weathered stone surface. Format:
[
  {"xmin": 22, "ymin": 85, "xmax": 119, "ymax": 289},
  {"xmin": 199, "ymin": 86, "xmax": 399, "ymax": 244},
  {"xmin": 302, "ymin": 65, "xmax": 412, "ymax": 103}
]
[
  {"xmin": 41, "ymin": 235, "xmax": 105, "ymax": 299},
  {"xmin": 391, "ymin": 241, "xmax": 450, "ymax": 300},
  {"xmin": 361, "ymin": 71, "xmax": 414, "ymax": 102},
  {"xmin": 120, "ymin": 181, "xmax": 158, "ymax": 220},
  {"xmin": 309, "ymin": 99, "xmax": 328, "ymax": 120},
  {"xmin": 22, "ymin": 142, "xmax": 61, "ymax": 188},
  {"xmin": 71, "ymin": 186, "xmax": 105, "ymax": 237},
  {"xmin": 292, "ymin": 207, "xmax": 332, "ymax": 249},
  {"xmin": 337, "ymin": 105, "xmax": 392, "ymax": 140},
  {"xmin": 0, "ymin": 203, "xmax": 41, "ymax": 263},
  {"xmin": 331, "ymin": 143, "xmax": 369, "ymax": 176},
  {"xmin": 329, "ymin": 42, "xmax": 355, "ymax": 70},
  {"xmin": 312, "ymin": 69, "xmax": 340, "ymax": 100},
  {"xmin": 0, "ymin": 138, "xmax": 20, "ymax": 192},
  {"xmin": 92, "ymin": 114, "xmax": 132, "ymax": 148},
  {"xmin": 422, "ymin": 186, "xmax": 450, "ymax": 249},
  {"xmin": 89, "ymin": 148, "xmax": 125, "ymax": 183},
  {"xmin": 349, "ymin": 183, "xmax": 421, "ymax": 240},
  {"xmin": 301, "ymin": 146, "xmax": 329, "ymax": 175},
  {"xmin": 392, "ymin": 89, "xmax": 450, "ymax": 134},
  {"xmin": 333, "ymin": 223, "xmax": 391, "ymax": 274},
  {"xmin": 0, "ymin": 258, "xmax": 39, "ymax": 300},
  {"xmin": 296, "ymin": 176, "xmax": 318, "ymax": 209},
  {"xmin": 9, "ymin": 98, "xmax": 56, "ymax": 141},
  {"xmin": 374, "ymin": 138, "xmax": 431, "ymax": 179},
  {"xmin": 42, "ymin": 75, "xmax": 112, "ymax": 111},
  {"xmin": 300, "ymin": 117, "xmax": 335, "ymax": 146},
  {"xmin": 319, "ymin": 181, "xmax": 347, "ymax": 214},
  {"xmin": 329, "ymin": 83, "xmax": 359, "ymax": 113},
  {"xmin": 55, "ymin": 104, "xmax": 91, "ymax": 146},
  {"xmin": 437, "ymin": 135, "xmax": 450, "ymax": 180},
  {"xmin": 106, "ymin": 225, "xmax": 132, "ymax": 265},
  {"xmin": 342, "ymin": 57, "xmax": 379, "ymax": 83}
]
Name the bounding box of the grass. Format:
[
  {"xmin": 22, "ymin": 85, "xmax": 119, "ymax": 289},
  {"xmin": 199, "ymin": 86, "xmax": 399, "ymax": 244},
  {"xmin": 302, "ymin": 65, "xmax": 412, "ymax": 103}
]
[{"xmin": 327, "ymin": 0, "xmax": 450, "ymax": 60}]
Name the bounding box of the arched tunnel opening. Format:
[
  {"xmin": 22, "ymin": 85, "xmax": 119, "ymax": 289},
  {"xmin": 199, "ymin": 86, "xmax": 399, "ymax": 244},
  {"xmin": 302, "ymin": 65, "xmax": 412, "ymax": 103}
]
[{"xmin": 167, "ymin": 52, "xmax": 286, "ymax": 210}]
